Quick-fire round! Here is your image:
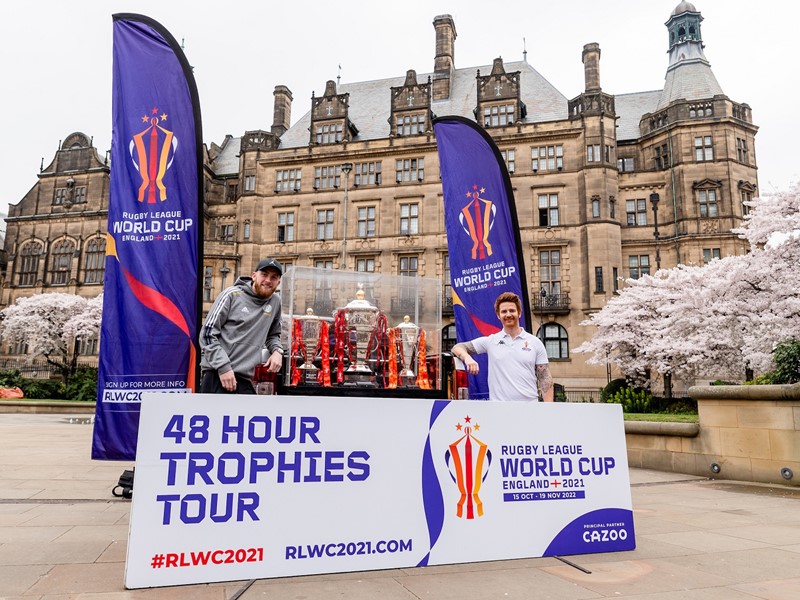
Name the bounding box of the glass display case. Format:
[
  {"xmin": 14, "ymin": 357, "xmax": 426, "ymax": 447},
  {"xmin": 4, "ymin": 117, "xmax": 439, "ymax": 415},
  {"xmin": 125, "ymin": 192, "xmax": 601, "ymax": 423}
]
[{"xmin": 278, "ymin": 266, "xmax": 444, "ymax": 397}]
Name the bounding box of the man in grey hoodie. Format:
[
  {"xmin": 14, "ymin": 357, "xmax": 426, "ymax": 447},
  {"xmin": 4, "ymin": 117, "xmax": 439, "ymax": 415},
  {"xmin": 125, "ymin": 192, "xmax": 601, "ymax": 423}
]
[{"xmin": 199, "ymin": 258, "xmax": 284, "ymax": 394}]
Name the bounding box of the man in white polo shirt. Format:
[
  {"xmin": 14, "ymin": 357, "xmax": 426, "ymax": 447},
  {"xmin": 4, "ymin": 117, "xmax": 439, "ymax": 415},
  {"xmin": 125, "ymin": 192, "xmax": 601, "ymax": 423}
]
[{"xmin": 451, "ymin": 291, "xmax": 554, "ymax": 402}]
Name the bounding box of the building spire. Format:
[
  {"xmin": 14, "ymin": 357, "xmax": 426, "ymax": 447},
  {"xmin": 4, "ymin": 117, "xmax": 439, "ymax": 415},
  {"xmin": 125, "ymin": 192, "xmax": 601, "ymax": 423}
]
[
  {"xmin": 657, "ymin": 2, "xmax": 723, "ymax": 110},
  {"xmin": 665, "ymin": 1, "xmax": 708, "ymax": 70}
]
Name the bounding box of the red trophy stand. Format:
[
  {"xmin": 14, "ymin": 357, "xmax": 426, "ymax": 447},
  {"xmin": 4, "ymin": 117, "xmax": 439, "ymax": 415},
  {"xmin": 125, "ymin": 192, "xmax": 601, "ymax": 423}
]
[{"xmin": 252, "ymin": 363, "xmax": 277, "ymax": 395}]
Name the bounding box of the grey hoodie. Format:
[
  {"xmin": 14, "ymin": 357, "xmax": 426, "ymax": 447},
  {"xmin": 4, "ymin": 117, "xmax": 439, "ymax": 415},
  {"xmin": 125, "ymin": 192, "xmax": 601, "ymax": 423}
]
[{"xmin": 199, "ymin": 276, "xmax": 283, "ymax": 378}]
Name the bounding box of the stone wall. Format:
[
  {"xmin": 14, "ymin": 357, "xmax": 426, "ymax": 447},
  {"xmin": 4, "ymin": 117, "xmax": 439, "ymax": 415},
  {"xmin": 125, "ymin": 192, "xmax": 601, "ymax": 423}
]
[{"xmin": 625, "ymin": 383, "xmax": 800, "ymax": 486}]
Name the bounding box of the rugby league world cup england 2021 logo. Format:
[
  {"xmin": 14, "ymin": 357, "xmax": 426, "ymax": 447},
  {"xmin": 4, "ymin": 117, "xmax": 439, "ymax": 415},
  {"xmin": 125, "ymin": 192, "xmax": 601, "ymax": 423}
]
[
  {"xmin": 130, "ymin": 106, "xmax": 178, "ymax": 204},
  {"xmin": 460, "ymin": 185, "xmax": 497, "ymax": 260},
  {"xmin": 445, "ymin": 416, "xmax": 493, "ymax": 519}
]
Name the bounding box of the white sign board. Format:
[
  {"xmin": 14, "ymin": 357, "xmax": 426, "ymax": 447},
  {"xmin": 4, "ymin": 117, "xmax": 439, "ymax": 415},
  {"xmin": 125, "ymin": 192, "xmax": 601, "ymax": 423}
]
[{"xmin": 125, "ymin": 394, "xmax": 635, "ymax": 588}]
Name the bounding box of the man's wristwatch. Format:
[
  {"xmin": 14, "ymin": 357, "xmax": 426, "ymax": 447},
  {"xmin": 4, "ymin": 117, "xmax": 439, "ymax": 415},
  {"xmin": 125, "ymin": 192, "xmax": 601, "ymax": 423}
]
[{"xmin": 272, "ymin": 347, "xmax": 284, "ymax": 355}]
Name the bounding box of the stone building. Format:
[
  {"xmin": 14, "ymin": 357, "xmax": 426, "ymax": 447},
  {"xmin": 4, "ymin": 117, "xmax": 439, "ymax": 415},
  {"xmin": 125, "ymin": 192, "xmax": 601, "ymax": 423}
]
[{"xmin": 1, "ymin": 2, "xmax": 758, "ymax": 391}]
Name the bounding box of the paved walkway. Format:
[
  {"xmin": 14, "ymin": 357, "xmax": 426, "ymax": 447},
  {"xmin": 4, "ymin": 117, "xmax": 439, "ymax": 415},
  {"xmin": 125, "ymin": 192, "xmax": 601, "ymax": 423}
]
[{"xmin": 1, "ymin": 412, "xmax": 799, "ymax": 599}]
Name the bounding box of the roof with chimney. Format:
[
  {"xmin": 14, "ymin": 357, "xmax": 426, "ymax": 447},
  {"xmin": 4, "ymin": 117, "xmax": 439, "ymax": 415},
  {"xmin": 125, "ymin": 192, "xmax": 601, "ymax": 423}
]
[
  {"xmin": 277, "ymin": 60, "xmax": 568, "ymax": 149},
  {"xmin": 209, "ymin": 2, "xmax": 730, "ymax": 169}
]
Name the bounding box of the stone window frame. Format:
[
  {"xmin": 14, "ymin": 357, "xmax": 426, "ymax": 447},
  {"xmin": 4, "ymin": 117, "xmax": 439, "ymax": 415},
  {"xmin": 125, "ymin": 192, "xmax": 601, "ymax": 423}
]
[
  {"xmin": 82, "ymin": 236, "xmax": 106, "ymax": 285},
  {"xmin": 17, "ymin": 240, "xmax": 44, "ymax": 287}
]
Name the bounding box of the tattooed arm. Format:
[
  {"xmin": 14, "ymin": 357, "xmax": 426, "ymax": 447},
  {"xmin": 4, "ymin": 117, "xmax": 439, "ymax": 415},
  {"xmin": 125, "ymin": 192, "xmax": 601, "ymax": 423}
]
[
  {"xmin": 451, "ymin": 342, "xmax": 479, "ymax": 375},
  {"xmin": 536, "ymin": 363, "xmax": 554, "ymax": 402}
]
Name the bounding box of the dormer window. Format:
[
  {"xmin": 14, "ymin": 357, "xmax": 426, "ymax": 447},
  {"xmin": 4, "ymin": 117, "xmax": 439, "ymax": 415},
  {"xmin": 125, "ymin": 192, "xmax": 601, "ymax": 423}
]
[
  {"xmin": 483, "ymin": 103, "xmax": 515, "ymax": 127},
  {"xmin": 476, "ymin": 58, "xmax": 523, "ymax": 129},
  {"xmin": 309, "ymin": 80, "xmax": 358, "ymax": 145},
  {"xmin": 315, "ymin": 123, "xmax": 343, "ymax": 145},
  {"xmin": 396, "ymin": 113, "xmax": 426, "ymax": 136},
  {"xmin": 390, "ymin": 70, "xmax": 432, "ymax": 137}
]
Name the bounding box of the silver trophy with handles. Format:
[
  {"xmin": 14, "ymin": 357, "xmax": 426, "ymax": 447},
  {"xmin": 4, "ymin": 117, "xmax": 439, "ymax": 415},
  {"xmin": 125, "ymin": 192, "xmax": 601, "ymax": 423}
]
[
  {"xmin": 338, "ymin": 284, "xmax": 382, "ymax": 384},
  {"xmin": 396, "ymin": 315, "xmax": 419, "ymax": 386},
  {"xmin": 296, "ymin": 308, "xmax": 323, "ymax": 384}
]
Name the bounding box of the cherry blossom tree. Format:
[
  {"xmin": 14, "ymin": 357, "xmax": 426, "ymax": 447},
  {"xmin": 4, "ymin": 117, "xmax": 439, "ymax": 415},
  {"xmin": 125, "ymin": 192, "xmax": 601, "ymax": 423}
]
[
  {"xmin": 0, "ymin": 293, "xmax": 103, "ymax": 380},
  {"xmin": 63, "ymin": 293, "xmax": 103, "ymax": 344},
  {"xmin": 576, "ymin": 182, "xmax": 800, "ymax": 387},
  {"xmin": 574, "ymin": 264, "xmax": 742, "ymax": 388},
  {"xmin": 733, "ymin": 183, "xmax": 800, "ymax": 370},
  {"xmin": 735, "ymin": 183, "xmax": 800, "ymax": 248}
]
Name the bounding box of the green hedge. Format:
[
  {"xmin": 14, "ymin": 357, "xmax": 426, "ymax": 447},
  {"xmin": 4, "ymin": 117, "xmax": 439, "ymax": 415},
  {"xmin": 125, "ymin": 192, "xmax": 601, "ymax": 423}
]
[
  {"xmin": 600, "ymin": 378, "xmax": 628, "ymax": 403},
  {"xmin": 600, "ymin": 378, "xmax": 697, "ymax": 414},
  {"xmin": 0, "ymin": 368, "xmax": 98, "ymax": 402}
]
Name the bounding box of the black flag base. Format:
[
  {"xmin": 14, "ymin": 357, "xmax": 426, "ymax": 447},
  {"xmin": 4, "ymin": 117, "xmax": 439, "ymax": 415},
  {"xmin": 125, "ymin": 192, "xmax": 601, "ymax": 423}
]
[{"xmin": 112, "ymin": 468, "xmax": 134, "ymax": 499}]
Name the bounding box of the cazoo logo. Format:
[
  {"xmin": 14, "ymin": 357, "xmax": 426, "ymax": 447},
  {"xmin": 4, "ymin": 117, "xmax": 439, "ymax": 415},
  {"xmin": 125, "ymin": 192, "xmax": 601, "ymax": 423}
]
[{"xmin": 582, "ymin": 527, "xmax": 629, "ymax": 543}]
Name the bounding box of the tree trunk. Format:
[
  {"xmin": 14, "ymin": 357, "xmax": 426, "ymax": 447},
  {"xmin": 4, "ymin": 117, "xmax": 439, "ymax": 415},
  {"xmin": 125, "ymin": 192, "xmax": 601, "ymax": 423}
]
[
  {"xmin": 69, "ymin": 337, "xmax": 80, "ymax": 379},
  {"xmin": 43, "ymin": 354, "xmax": 70, "ymax": 383}
]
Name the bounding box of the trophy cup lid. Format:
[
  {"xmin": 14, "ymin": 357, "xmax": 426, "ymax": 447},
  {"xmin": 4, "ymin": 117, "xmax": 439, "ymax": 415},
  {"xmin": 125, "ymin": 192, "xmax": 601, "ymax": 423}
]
[
  {"xmin": 298, "ymin": 307, "xmax": 319, "ymax": 320},
  {"xmin": 343, "ymin": 283, "xmax": 378, "ymax": 311},
  {"xmin": 397, "ymin": 315, "xmax": 417, "ymax": 329}
]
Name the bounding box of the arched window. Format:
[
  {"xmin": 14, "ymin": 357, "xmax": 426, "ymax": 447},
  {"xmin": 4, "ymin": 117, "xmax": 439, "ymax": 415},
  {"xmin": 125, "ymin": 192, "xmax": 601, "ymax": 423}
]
[
  {"xmin": 8, "ymin": 340, "xmax": 29, "ymax": 355},
  {"xmin": 18, "ymin": 242, "xmax": 42, "ymax": 287},
  {"xmin": 50, "ymin": 239, "xmax": 75, "ymax": 285},
  {"xmin": 442, "ymin": 324, "xmax": 457, "ymax": 353},
  {"xmin": 77, "ymin": 336, "xmax": 99, "ymax": 356},
  {"xmin": 83, "ymin": 237, "xmax": 106, "ymax": 284},
  {"xmin": 538, "ymin": 323, "xmax": 569, "ymax": 359}
]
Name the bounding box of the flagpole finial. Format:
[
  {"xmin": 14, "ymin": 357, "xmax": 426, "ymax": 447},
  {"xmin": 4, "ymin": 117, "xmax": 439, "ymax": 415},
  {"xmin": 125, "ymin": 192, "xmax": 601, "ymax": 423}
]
[{"xmin": 337, "ymin": 64, "xmax": 342, "ymax": 86}]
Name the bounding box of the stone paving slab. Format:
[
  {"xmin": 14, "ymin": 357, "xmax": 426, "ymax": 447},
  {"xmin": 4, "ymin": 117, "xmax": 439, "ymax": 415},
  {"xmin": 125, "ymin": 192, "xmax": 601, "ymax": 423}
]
[
  {"xmin": 732, "ymin": 578, "xmax": 800, "ymax": 600},
  {"xmin": 541, "ymin": 559, "xmax": 734, "ymax": 595},
  {"xmin": 2, "ymin": 413, "xmax": 800, "ymax": 599}
]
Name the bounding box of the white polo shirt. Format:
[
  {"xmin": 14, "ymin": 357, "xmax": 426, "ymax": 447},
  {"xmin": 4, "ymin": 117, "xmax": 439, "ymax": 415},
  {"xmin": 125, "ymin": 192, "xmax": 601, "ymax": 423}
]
[{"xmin": 471, "ymin": 329, "xmax": 549, "ymax": 401}]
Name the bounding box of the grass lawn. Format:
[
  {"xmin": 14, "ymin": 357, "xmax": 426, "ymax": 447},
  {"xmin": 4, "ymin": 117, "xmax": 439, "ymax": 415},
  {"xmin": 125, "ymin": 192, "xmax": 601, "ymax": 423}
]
[{"xmin": 623, "ymin": 413, "xmax": 698, "ymax": 423}]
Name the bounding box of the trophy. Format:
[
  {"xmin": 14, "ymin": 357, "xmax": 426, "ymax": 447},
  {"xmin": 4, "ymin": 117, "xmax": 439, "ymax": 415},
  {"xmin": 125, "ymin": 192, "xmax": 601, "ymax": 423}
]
[
  {"xmin": 396, "ymin": 315, "xmax": 419, "ymax": 386},
  {"xmin": 296, "ymin": 308, "xmax": 323, "ymax": 384},
  {"xmin": 336, "ymin": 284, "xmax": 384, "ymax": 384}
]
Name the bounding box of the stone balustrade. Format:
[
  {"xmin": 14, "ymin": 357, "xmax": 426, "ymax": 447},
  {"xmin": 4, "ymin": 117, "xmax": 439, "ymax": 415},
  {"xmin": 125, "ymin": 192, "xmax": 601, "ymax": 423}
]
[{"xmin": 625, "ymin": 383, "xmax": 800, "ymax": 486}]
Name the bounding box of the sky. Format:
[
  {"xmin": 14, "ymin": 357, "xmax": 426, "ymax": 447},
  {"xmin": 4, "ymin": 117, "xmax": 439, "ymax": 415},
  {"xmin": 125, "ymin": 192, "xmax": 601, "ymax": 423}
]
[{"xmin": 2, "ymin": 0, "xmax": 797, "ymax": 224}]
